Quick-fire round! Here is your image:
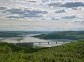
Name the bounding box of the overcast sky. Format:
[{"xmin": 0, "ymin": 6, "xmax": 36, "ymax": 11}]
[{"xmin": 0, "ymin": 0, "xmax": 84, "ymax": 31}]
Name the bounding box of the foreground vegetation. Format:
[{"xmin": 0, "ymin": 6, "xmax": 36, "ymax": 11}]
[{"xmin": 0, "ymin": 40, "xmax": 84, "ymax": 62}]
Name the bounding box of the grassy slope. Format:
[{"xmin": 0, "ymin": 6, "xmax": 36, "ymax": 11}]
[
  {"xmin": 33, "ymin": 31, "xmax": 84, "ymax": 40},
  {"xmin": 0, "ymin": 41, "xmax": 84, "ymax": 62}
]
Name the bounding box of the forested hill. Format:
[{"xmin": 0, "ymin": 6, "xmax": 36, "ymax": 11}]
[
  {"xmin": 33, "ymin": 31, "xmax": 84, "ymax": 40},
  {"xmin": 0, "ymin": 40, "xmax": 84, "ymax": 62}
]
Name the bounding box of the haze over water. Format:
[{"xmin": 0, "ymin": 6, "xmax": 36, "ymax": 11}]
[{"xmin": 0, "ymin": 33, "xmax": 72, "ymax": 47}]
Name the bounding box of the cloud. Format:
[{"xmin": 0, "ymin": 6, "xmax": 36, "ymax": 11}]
[
  {"xmin": 0, "ymin": 7, "xmax": 7, "ymax": 10},
  {"xmin": 22, "ymin": 13, "xmax": 42, "ymax": 18},
  {"xmin": 48, "ymin": 2, "xmax": 84, "ymax": 8},
  {"xmin": 41, "ymin": 0, "xmax": 49, "ymax": 3},
  {"xmin": 0, "ymin": 0, "xmax": 84, "ymax": 31},
  {"xmin": 62, "ymin": 15, "xmax": 76, "ymax": 19},
  {"xmin": 52, "ymin": 17, "xmax": 59, "ymax": 20},
  {"xmin": 0, "ymin": 0, "xmax": 10, "ymax": 3},
  {"xmin": 55, "ymin": 10, "xmax": 66, "ymax": 13},
  {"xmin": 60, "ymin": 2, "xmax": 84, "ymax": 8},
  {"xmin": 23, "ymin": 10, "xmax": 47, "ymax": 18},
  {"xmin": 27, "ymin": 1, "xmax": 36, "ymax": 3},
  {"xmin": 73, "ymin": 21, "xmax": 84, "ymax": 24},
  {"xmin": 3, "ymin": 8, "xmax": 48, "ymax": 18},
  {"xmin": 48, "ymin": 2, "xmax": 61, "ymax": 7},
  {"xmin": 5, "ymin": 8, "xmax": 25, "ymax": 14},
  {"xmin": 0, "ymin": 0, "xmax": 13, "ymax": 7},
  {"xmin": 6, "ymin": 16, "xmax": 24, "ymax": 19},
  {"xmin": 72, "ymin": 7, "xmax": 78, "ymax": 10}
]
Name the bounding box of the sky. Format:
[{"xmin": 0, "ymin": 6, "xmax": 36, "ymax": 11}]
[{"xmin": 0, "ymin": 0, "xmax": 84, "ymax": 31}]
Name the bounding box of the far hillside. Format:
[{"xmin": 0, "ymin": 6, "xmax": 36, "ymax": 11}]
[
  {"xmin": 33, "ymin": 31, "xmax": 84, "ymax": 40},
  {"xmin": 0, "ymin": 31, "xmax": 50, "ymax": 37}
]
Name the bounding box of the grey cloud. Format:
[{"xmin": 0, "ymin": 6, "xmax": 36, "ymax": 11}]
[
  {"xmin": 73, "ymin": 21, "xmax": 84, "ymax": 24},
  {"xmin": 6, "ymin": 16, "xmax": 24, "ymax": 19},
  {"xmin": 55, "ymin": 10, "xmax": 66, "ymax": 13},
  {"xmin": 60, "ymin": 2, "xmax": 84, "ymax": 8},
  {"xmin": 3, "ymin": 8, "xmax": 48, "ymax": 18},
  {"xmin": 5, "ymin": 8, "xmax": 47, "ymax": 14},
  {"xmin": 62, "ymin": 16, "xmax": 76, "ymax": 19},
  {"xmin": 27, "ymin": 1, "xmax": 36, "ymax": 3},
  {"xmin": 72, "ymin": 7, "xmax": 82, "ymax": 11},
  {"xmin": 5, "ymin": 8, "xmax": 25, "ymax": 14},
  {"xmin": 52, "ymin": 17, "xmax": 59, "ymax": 20},
  {"xmin": 48, "ymin": 2, "xmax": 61, "ymax": 7},
  {"xmin": 41, "ymin": 0, "xmax": 49, "ymax": 3},
  {"xmin": 22, "ymin": 13, "xmax": 43, "ymax": 18},
  {"xmin": 0, "ymin": 7, "xmax": 7, "ymax": 10},
  {"xmin": 72, "ymin": 8, "xmax": 78, "ymax": 10},
  {"xmin": 48, "ymin": 2, "xmax": 84, "ymax": 8},
  {"xmin": 25, "ymin": 10, "xmax": 48, "ymax": 15}
]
